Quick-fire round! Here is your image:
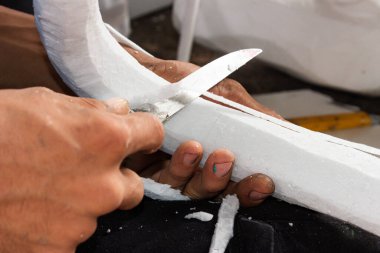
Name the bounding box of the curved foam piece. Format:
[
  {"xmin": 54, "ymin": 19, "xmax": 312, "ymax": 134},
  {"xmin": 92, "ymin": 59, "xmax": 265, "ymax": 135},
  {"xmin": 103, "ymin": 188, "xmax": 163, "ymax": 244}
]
[
  {"xmin": 34, "ymin": 0, "xmax": 380, "ymax": 236},
  {"xmin": 33, "ymin": 0, "xmax": 168, "ymax": 108}
]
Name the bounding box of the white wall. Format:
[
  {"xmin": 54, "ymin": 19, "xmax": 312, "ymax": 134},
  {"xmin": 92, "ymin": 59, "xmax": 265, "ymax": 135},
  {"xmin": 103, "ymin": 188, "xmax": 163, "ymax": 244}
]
[{"xmin": 100, "ymin": 0, "xmax": 131, "ymax": 35}]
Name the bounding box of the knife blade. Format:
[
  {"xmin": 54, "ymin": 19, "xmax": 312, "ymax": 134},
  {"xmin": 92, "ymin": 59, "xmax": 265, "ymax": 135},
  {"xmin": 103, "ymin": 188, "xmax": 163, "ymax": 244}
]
[{"xmin": 133, "ymin": 48, "xmax": 262, "ymax": 122}]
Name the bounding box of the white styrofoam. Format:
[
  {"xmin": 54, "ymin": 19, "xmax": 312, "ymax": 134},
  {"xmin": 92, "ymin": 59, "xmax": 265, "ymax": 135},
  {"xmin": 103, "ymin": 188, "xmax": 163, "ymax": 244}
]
[
  {"xmin": 34, "ymin": 0, "xmax": 169, "ymax": 108},
  {"xmin": 142, "ymin": 178, "xmax": 190, "ymax": 201},
  {"xmin": 185, "ymin": 211, "xmax": 214, "ymax": 222},
  {"xmin": 33, "ymin": 0, "xmax": 380, "ymax": 237},
  {"xmin": 209, "ymin": 195, "xmax": 239, "ymax": 253}
]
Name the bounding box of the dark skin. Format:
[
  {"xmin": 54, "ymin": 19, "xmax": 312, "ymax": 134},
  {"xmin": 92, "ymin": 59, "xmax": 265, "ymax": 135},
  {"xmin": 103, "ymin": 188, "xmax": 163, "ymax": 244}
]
[
  {"xmin": 124, "ymin": 46, "xmax": 282, "ymax": 120},
  {"xmin": 0, "ymin": 6, "xmax": 278, "ymax": 253},
  {"xmin": 0, "ymin": 6, "xmax": 278, "ymax": 206},
  {"xmin": 122, "ymin": 45, "xmax": 279, "ymax": 206}
]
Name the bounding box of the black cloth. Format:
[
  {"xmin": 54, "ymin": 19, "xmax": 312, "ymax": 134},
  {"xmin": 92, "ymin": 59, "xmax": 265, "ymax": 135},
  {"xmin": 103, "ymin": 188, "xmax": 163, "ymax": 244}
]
[
  {"xmin": 77, "ymin": 197, "xmax": 380, "ymax": 253},
  {"xmin": 0, "ymin": 0, "xmax": 33, "ymax": 14}
]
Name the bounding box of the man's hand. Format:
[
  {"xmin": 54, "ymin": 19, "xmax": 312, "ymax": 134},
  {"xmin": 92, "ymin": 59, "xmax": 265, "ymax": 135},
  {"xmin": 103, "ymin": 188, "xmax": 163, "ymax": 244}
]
[
  {"xmin": 0, "ymin": 87, "xmax": 163, "ymax": 253},
  {"xmin": 124, "ymin": 47, "xmax": 282, "ymax": 119},
  {"xmin": 125, "ymin": 141, "xmax": 275, "ymax": 207},
  {"xmin": 124, "ymin": 47, "xmax": 277, "ymax": 207}
]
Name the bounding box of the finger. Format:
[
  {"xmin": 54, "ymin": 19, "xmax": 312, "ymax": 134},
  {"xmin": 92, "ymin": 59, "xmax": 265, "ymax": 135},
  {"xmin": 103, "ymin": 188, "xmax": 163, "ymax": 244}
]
[
  {"xmin": 104, "ymin": 98, "xmax": 130, "ymax": 115},
  {"xmin": 70, "ymin": 97, "xmax": 108, "ymax": 110},
  {"xmin": 148, "ymin": 60, "xmax": 179, "ymax": 82},
  {"xmin": 225, "ymin": 173, "xmax": 275, "ymax": 207},
  {"xmin": 83, "ymin": 112, "xmax": 163, "ymax": 168},
  {"xmin": 183, "ymin": 149, "xmax": 234, "ymax": 199},
  {"xmin": 138, "ymin": 160, "xmax": 170, "ymax": 178},
  {"xmin": 122, "ymin": 45, "xmax": 158, "ymax": 67},
  {"xmin": 153, "ymin": 141, "xmax": 203, "ymax": 189},
  {"xmin": 121, "ymin": 112, "xmax": 164, "ymax": 156},
  {"xmin": 69, "ymin": 96, "xmax": 131, "ymax": 116},
  {"xmin": 208, "ymin": 79, "xmax": 283, "ymax": 120},
  {"xmin": 123, "ymin": 151, "xmax": 170, "ymax": 173},
  {"xmin": 118, "ymin": 168, "xmax": 144, "ymax": 210},
  {"xmin": 145, "ymin": 60, "xmax": 199, "ymax": 83}
]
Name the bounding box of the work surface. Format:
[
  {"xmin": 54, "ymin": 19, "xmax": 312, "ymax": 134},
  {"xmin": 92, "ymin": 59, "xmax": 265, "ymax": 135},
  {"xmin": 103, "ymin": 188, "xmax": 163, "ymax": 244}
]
[{"xmin": 77, "ymin": 197, "xmax": 380, "ymax": 253}]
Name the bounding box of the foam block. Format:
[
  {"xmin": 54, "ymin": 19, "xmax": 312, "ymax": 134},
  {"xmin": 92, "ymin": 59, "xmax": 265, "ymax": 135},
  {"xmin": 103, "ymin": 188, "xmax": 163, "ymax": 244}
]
[{"xmin": 34, "ymin": 0, "xmax": 380, "ymax": 237}]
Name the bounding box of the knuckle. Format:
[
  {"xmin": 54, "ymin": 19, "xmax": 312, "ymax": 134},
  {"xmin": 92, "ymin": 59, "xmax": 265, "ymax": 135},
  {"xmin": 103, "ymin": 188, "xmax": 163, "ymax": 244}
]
[
  {"xmin": 27, "ymin": 87, "xmax": 55, "ymax": 101},
  {"xmin": 23, "ymin": 87, "xmax": 60, "ymax": 108},
  {"xmin": 29, "ymin": 86, "xmax": 54, "ymax": 95},
  {"xmin": 104, "ymin": 98, "xmax": 130, "ymax": 115},
  {"xmin": 99, "ymin": 118, "xmax": 127, "ymax": 153},
  {"xmin": 129, "ymin": 172, "xmax": 144, "ymax": 202},
  {"xmin": 67, "ymin": 217, "xmax": 98, "ymax": 245},
  {"xmin": 98, "ymin": 175, "xmax": 125, "ymax": 208},
  {"xmin": 212, "ymin": 79, "xmax": 243, "ymax": 97},
  {"xmin": 78, "ymin": 218, "xmax": 98, "ymax": 243},
  {"xmin": 164, "ymin": 60, "xmax": 179, "ymax": 73},
  {"xmin": 108, "ymin": 185, "xmax": 125, "ymax": 206},
  {"xmin": 78, "ymin": 98, "xmax": 106, "ymax": 110},
  {"xmin": 120, "ymin": 170, "xmax": 144, "ymax": 210},
  {"xmin": 85, "ymin": 220, "xmax": 98, "ymax": 238},
  {"xmin": 222, "ymin": 79, "xmax": 243, "ymax": 93},
  {"xmin": 154, "ymin": 60, "xmax": 178, "ymax": 74},
  {"xmin": 150, "ymin": 60, "xmax": 182, "ymax": 82},
  {"xmin": 76, "ymin": 114, "xmax": 126, "ymax": 154},
  {"xmin": 125, "ymin": 113, "xmax": 164, "ymax": 152}
]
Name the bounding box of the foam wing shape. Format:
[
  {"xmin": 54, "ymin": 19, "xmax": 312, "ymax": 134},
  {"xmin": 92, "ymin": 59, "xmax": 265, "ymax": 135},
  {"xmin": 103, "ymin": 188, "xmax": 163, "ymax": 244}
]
[{"xmin": 34, "ymin": 0, "xmax": 380, "ymax": 236}]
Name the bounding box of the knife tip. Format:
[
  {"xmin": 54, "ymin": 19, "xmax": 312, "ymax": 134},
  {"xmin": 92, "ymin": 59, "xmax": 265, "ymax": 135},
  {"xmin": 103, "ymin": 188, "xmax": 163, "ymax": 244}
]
[{"xmin": 242, "ymin": 48, "xmax": 263, "ymax": 57}]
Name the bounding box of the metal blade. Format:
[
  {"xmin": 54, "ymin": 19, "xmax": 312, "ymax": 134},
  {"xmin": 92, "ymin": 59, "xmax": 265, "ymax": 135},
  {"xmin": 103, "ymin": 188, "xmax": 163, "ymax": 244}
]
[
  {"xmin": 174, "ymin": 48, "xmax": 262, "ymax": 93},
  {"xmin": 134, "ymin": 48, "xmax": 262, "ymax": 122}
]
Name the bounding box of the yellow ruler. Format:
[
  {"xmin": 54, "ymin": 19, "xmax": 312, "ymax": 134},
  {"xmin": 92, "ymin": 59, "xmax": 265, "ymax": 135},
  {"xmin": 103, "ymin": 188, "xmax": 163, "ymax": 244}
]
[{"xmin": 288, "ymin": 112, "xmax": 380, "ymax": 132}]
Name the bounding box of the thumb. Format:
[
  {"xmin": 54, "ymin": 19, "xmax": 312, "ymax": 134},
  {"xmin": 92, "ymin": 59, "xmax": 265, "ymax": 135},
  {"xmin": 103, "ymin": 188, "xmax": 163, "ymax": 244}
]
[{"xmin": 104, "ymin": 98, "xmax": 130, "ymax": 115}]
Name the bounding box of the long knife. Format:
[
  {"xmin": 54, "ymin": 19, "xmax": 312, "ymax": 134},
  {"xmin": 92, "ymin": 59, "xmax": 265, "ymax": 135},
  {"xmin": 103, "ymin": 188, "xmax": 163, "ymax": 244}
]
[{"xmin": 133, "ymin": 48, "xmax": 262, "ymax": 122}]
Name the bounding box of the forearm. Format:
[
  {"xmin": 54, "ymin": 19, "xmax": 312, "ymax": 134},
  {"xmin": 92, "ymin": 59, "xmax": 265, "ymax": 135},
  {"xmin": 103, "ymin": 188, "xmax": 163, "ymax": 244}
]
[
  {"xmin": 0, "ymin": 6, "xmax": 160, "ymax": 95},
  {"xmin": 0, "ymin": 6, "xmax": 73, "ymax": 94}
]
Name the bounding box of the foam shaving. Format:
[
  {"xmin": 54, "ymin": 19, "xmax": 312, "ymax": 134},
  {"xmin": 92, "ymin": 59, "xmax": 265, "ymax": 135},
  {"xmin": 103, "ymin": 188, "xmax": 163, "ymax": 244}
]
[
  {"xmin": 209, "ymin": 195, "xmax": 239, "ymax": 253},
  {"xmin": 142, "ymin": 178, "xmax": 190, "ymax": 201},
  {"xmin": 185, "ymin": 211, "xmax": 214, "ymax": 222}
]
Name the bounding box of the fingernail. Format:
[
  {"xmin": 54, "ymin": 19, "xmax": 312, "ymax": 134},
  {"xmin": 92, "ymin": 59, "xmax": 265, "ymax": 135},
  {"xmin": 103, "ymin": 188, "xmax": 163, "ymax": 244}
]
[
  {"xmin": 183, "ymin": 153, "xmax": 198, "ymax": 166},
  {"xmin": 105, "ymin": 98, "xmax": 129, "ymax": 113},
  {"xmin": 213, "ymin": 162, "xmax": 232, "ymax": 177},
  {"xmin": 249, "ymin": 191, "xmax": 270, "ymax": 201}
]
